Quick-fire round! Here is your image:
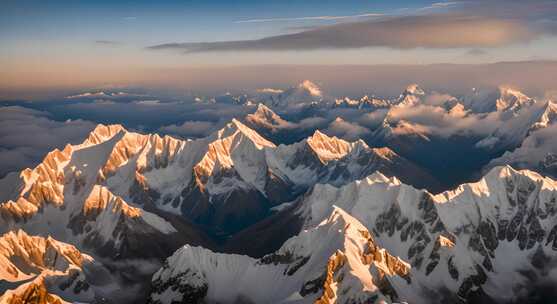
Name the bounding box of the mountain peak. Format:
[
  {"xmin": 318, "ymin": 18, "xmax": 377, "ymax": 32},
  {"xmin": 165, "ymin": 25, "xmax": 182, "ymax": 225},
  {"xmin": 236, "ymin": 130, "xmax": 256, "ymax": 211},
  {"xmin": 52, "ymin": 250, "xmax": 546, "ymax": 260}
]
[
  {"xmin": 255, "ymin": 102, "xmax": 273, "ymax": 114},
  {"xmin": 364, "ymin": 170, "xmax": 398, "ymax": 185},
  {"xmin": 496, "ymin": 86, "xmax": 535, "ymax": 112},
  {"xmin": 396, "ymin": 84, "xmax": 425, "ymax": 107},
  {"xmin": 245, "ymin": 103, "xmax": 292, "ymax": 130},
  {"xmin": 404, "ymin": 83, "xmax": 425, "ymax": 95},
  {"xmin": 309, "ymin": 129, "xmax": 330, "ymax": 142},
  {"xmin": 498, "ymin": 86, "xmax": 529, "ymax": 99},
  {"xmin": 484, "ymin": 164, "xmax": 546, "ymax": 181},
  {"xmin": 85, "ymin": 124, "xmax": 127, "ymax": 145},
  {"xmin": 531, "ymin": 100, "xmax": 557, "ymax": 130},
  {"xmin": 218, "ymin": 118, "xmax": 275, "ymax": 148},
  {"xmin": 324, "ymin": 205, "xmax": 365, "ymax": 229},
  {"xmin": 307, "ymin": 130, "xmax": 352, "ymax": 162}
]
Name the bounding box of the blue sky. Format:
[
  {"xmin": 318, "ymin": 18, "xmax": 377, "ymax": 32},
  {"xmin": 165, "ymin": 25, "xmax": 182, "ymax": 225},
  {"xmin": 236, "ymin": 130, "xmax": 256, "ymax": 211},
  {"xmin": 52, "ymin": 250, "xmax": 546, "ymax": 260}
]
[{"xmin": 1, "ymin": 0, "xmax": 437, "ymax": 44}]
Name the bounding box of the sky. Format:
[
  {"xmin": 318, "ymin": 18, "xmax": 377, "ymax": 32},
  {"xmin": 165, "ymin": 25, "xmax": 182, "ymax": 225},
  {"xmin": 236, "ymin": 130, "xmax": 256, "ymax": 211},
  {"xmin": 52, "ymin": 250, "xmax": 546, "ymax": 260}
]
[{"xmin": 3, "ymin": 0, "xmax": 557, "ymax": 97}]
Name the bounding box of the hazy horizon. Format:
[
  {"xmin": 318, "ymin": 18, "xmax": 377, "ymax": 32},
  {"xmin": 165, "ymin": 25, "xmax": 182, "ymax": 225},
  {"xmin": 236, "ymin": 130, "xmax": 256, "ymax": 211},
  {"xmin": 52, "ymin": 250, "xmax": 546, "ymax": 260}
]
[
  {"xmin": 3, "ymin": 60, "xmax": 557, "ymax": 100},
  {"xmin": 3, "ymin": 0, "xmax": 557, "ymax": 100}
]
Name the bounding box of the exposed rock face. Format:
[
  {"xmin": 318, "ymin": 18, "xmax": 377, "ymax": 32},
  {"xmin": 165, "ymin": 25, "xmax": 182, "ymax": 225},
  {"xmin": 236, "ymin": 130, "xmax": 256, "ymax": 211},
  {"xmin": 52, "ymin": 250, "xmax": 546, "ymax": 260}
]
[
  {"xmin": 0, "ymin": 119, "xmax": 436, "ymax": 246},
  {"xmin": 1, "ymin": 279, "xmax": 66, "ymax": 304},
  {"xmin": 0, "ymin": 230, "xmax": 111, "ymax": 304},
  {"xmin": 148, "ymin": 208, "xmax": 413, "ymax": 304},
  {"xmin": 296, "ymin": 166, "xmax": 557, "ymax": 302}
]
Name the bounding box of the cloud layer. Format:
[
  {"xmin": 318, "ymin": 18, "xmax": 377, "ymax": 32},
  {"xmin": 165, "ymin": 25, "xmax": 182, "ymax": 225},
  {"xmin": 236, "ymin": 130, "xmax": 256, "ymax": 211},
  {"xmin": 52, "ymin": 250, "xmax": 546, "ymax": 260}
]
[
  {"xmin": 149, "ymin": 14, "xmax": 537, "ymax": 52},
  {"xmin": 0, "ymin": 106, "xmax": 96, "ymax": 177}
]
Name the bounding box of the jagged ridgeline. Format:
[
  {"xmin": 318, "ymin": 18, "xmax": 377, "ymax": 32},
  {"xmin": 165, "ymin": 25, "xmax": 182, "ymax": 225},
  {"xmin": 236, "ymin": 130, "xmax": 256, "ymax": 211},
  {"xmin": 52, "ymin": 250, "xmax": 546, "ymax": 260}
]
[
  {"xmin": 148, "ymin": 166, "xmax": 557, "ymax": 303},
  {"xmin": 1, "ymin": 108, "xmax": 557, "ymax": 303},
  {"xmin": 0, "ymin": 119, "xmax": 436, "ymax": 253}
]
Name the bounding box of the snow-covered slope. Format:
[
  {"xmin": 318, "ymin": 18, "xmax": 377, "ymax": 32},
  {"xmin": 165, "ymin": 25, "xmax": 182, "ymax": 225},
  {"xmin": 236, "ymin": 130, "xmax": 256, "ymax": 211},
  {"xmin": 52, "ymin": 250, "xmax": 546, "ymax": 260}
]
[
  {"xmin": 148, "ymin": 165, "xmax": 557, "ymax": 303},
  {"xmin": 155, "ymin": 118, "xmax": 437, "ymax": 234},
  {"xmin": 297, "ymin": 165, "xmax": 557, "ymax": 302},
  {"xmin": 0, "ymin": 230, "xmax": 115, "ymax": 304},
  {"xmin": 394, "ymin": 84, "xmax": 426, "ymax": 108},
  {"xmin": 0, "ymin": 118, "xmax": 438, "ymax": 249},
  {"xmin": 149, "ymin": 207, "xmax": 414, "ymax": 304},
  {"xmin": 270, "ymin": 129, "xmax": 439, "ymax": 190},
  {"xmin": 0, "ymin": 124, "xmax": 202, "ymax": 260},
  {"xmin": 245, "ymin": 103, "xmax": 294, "ymax": 131}
]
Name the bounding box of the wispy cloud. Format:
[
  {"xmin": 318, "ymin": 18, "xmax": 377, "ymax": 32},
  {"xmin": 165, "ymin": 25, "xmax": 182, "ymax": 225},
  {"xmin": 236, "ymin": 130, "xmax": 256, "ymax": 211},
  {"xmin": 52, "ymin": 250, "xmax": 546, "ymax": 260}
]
[
  {"xmin": 95, "ymin": 40, "xmax": 120, "ymax": 45},
  {"xmin": 148, "ymin": 14, "xmax": 537, "ymax": 52},
  {"xmin": 234, "ymin": 12, "xmax": 382, "ymax": 24},
  {"xmin": 420, "ymin": 1, "xmax": 461, "ymax": 10},
  {"xmin": 123, "ymin": 16, "xmax": 137, "ymax": 21}
]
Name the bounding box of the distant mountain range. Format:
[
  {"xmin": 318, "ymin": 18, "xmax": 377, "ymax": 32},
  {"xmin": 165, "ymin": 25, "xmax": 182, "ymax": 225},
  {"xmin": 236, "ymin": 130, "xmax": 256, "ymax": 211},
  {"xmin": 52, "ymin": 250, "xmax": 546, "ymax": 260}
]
[{"xmin": 239, "ymin": 82, "xmax": 557, "ymax": 187}]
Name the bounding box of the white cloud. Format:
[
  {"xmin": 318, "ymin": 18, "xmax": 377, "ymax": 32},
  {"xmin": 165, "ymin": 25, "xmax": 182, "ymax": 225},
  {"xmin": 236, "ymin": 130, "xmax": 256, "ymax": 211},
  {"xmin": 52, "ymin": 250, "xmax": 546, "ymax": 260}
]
[
  {"xmin": 234, "ymin": 13, "xmax": 382, "ymax": 23},
  {"xmin": 325, "ymin": 117, "xmax": 371, "ymax": 140},
  {"xmin": 159, "ymin": 120, "xmax": 218, "ymax": 138},
  {"xmin": 0, "ymin": 106, "xmax": 96, "ymax": 177}
]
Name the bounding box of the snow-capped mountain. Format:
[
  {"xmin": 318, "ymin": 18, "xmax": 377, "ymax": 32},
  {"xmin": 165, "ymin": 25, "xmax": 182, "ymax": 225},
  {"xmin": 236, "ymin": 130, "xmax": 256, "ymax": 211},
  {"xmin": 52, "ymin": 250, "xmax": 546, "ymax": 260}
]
[
  {"xmin": 483, "ymin": 101, "xmax": 557, "ymax": 177},
  {"xmin": 0, "ymin": 230, "xmax": 116, "ymax": 303},
  {"xmin": 245, "ymin": 103, "xmax": 294, "ymax": 131},
  {"xmin": 163, "ymin": 117, "xmax": 437, "ymax": 233},
  {"xmin": 149, "ymin": 207, "xmax": 413, "ymax": 304},
  {"xmin": 0, "ymin": 118, "xmax": 436, "ymax": 251},
  {"xmin": 242, "ymin": 103, "xmax": 328, "ymax": 145},
  {"xmin": 475, "ymin": 98, "xmax": 557, "ymax": 150},
  {"xmin": 333, "ymin": 95, "xmax": 390, "ymax": 110},
  {"xmin": 0, "ymin": 124, "xmax": 210, "ymax": 262},
  {"xmin": 253, "ymin": 80, "xmax": 325, "ymax": 109},
  {"xmin": 149, "ymin": 166, "xmax": 557, "ymax": 303},
  {"xmin": 3, "ymin": 81, "xmax": 557, "ymax": 303},
  {"xmin": 463, "ymin": 86, "xmax": 536, "ymax": 114},
  {"xmin": 271, "ymin": 129, "xmax": 439, "ymax": 190},
  {"xmin": 297, "ymin": 165, "xmax": 557, "ymax": 302},
  {"xmin": 394, "ymin": 84, "xmax": 426, "ymax": 108}
]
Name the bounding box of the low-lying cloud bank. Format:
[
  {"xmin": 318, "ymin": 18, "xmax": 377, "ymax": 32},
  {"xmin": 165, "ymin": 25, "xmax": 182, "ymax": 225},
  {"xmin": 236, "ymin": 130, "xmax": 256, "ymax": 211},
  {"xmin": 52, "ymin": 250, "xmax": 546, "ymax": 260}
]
[
  {"xmin": 0, "ymin": 106, "xmax": 96, "ymax": 177},
  {"xmin": 1, "ymin": 78, "xmax": 557, "ymax": 181}
]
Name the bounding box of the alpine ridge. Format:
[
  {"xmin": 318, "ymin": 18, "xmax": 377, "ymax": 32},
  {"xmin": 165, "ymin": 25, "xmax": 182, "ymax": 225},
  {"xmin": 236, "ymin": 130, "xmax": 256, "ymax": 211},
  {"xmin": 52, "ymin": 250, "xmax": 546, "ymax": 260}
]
[
  {"xmin": 149, "ymin": 207, "xmax": 412, "ymax": 304},
  {"xmin": 0, "ymin": 116, "xmax": 438, "ymax": 302},
  {"xmin": 149, "ymin": 165, "xmax": 557, "ymax": 303}
]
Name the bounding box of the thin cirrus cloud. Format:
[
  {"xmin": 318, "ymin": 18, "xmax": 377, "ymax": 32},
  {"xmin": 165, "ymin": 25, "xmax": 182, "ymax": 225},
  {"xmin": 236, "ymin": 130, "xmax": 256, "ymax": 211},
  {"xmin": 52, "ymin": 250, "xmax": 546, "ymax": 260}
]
[
  {"xmin": 417, "ymin": 1, "xmax": 461, "ymax": 11},
  {"xmin": 147, "ymin": 14, "xmax": 539, "ymax": 52},
  {"xmin": 234, "ymin": 12, "xmax": 383, "ymax": 23},
  {"xmin": 95, "ymin": 40, "xmax": 121, "ymax": 45}
]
